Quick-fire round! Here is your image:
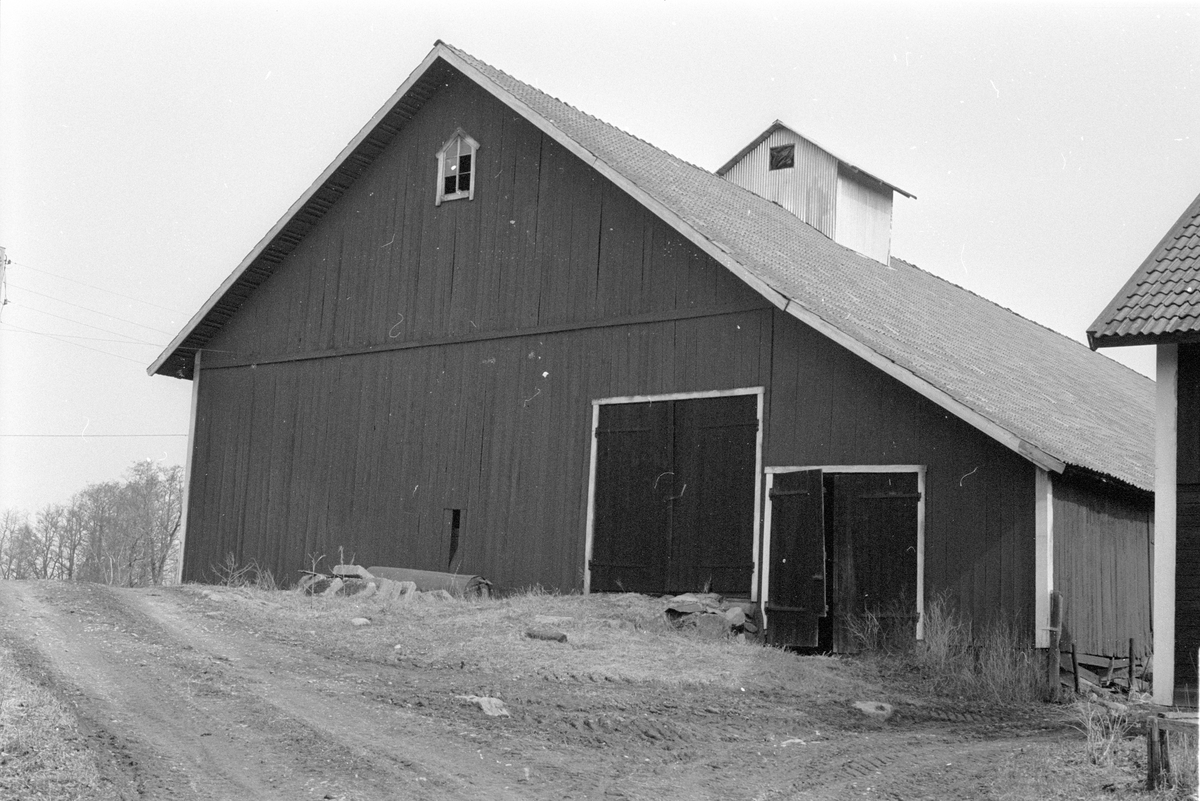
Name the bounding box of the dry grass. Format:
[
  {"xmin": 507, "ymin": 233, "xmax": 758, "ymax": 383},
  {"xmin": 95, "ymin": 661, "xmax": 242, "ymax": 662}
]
[
  {"xmin": 847, "ymin": 592, "xmax": 1047, "ymax": 704},
  {"xmin": 205, "ymin": 585, "xmax": 877, "ymax": 700},
  {"xmin": 1155, "ymin": 729, "xmax": 1198, "ymax": 799},
  {"xmin": 908, "ymin": 593, "xmax": 1047, "ymax": 704},
  {"xmin": 1071, "ymin": 699, "xmax": 1132, "ymax": 767},
  {"xmin": 0, "ymin": 646, "xmax": 108, "ymax": 800},
  {"xmin": 212, "ymin": 553, "xmax": 277, "ymax": 590}
]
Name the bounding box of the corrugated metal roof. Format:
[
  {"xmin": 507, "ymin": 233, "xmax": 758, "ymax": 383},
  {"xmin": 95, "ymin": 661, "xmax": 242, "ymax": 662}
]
[
  {"xmin": 151, "ymin": 41, "xmax": 1154, "ymax": 492},
  {"xmin": 1089, "ymin": 191, "xmax": 1200, "ymax": 348}
]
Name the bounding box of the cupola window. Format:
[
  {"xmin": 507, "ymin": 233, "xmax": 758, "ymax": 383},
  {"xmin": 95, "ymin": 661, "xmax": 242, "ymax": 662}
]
[
  {"xmin": 436, "ymin": 129, "xmax": 479, "ymax": 205},
  {"xmin": 769, "ymin": 144, "xmax": 795, "ymax": 171}
]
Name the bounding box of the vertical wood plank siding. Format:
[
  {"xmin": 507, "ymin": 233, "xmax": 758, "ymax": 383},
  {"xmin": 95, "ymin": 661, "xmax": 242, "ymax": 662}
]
[
  {"xmin": 182, "ymin": 67, "xmax": 1148, "ymax": 652},
  {"xmin": 1173, "ymin": 344, "xmax": 1200, "ymax": 685},
  {"xmin": 1052, "ymin": 476, "xmax": 1153, "ymax": 658},
  {"xmin": 765, "ymin": 314, "xmax": 1038, "ymax": 635}
]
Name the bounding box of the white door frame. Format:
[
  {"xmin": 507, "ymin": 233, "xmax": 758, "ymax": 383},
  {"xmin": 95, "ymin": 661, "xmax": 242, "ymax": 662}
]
[
  {"xmin": 762, "ymin": 465, "xmax": 926, "ymax": 638},
  {"xmin": 584, "ymin": 387, "xmax": 765, "ymax": 598}
]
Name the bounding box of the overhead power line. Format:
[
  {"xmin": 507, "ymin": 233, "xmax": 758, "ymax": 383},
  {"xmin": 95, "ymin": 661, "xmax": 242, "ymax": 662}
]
[
  {"xmin": 10, "ymin": 259, "xmax": 188, "ymax": 315},
  {"xmin": 0, "ymin": 323, "xmax": 161, "ymax": 345},
  {"xmin": 0, "ymin": 321, "xmax": 156, "ymax": 365},
  {"xmin": 0, "ymin": 433, "xmax": 186, "ymax": 438},
  {"xmin": 8, "ymin": 282, "xmax": 175, "ymax": 336},
  {"xmin": 9, "ymin": 303, "xmax": 162, "ymax": 345}
]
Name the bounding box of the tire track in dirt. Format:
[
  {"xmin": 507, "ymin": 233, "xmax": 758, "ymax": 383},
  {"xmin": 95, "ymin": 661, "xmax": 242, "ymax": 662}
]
[
  {"xmin": 0, "ymin": 581, "xmax": 535, "ymax": 800},
  {"xmin": 0, "ymin": 581, "xmax": 1090, "ymax": 800}
]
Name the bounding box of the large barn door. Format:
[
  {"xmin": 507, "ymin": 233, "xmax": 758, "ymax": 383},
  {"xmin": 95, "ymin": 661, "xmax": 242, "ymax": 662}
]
[
  {"xmin": 829, "ymin": 472, "xmax": 920, "ymax": 652},
  {"xmin": 590, "ymin": 394, "xmax": 757, "ymax": 596},
  {"xmin": 590, "ymin": 401, "xmax": 672, "ymax": 593},
  {"xmin": 765, "ymin": 469, "xmax": 827, "ymax": 647}
]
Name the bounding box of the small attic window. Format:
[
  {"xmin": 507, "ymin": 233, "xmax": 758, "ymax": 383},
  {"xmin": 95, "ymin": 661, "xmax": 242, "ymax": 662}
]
[
  {"xmin": 769, "ymin": 144, "xmax": 795, "ymax": 171},
  {"xmin": 436, "ymin": 129, "xmax": 479, "ymax": 206}
]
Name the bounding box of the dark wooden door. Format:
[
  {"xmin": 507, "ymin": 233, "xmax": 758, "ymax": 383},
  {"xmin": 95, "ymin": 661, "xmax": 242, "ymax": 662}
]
[
  {"xmin": 590, "ymin": 395, "xmax": 757, "ymax": 595},
  {"xmin": 590, "ymin": 401, "xmax": 672, "ymax": 593},
  {"xmin": 829, "ymin": 472, "xmax": 920, "ymax": 651},
  {"xmin": 765, "ymin": 469, "xmax": 826, "ymax": 646}
]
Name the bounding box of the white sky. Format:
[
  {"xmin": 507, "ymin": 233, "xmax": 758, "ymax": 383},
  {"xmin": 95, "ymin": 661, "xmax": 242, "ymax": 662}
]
[{"xmin": 1, "ymin": 1, "xmax": 1197, "ymax": 513}]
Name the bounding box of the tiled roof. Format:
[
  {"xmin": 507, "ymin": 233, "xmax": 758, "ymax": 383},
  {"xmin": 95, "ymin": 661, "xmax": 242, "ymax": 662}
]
[
  {"xmin": 152, "ymin": 42, "xmax": 1155, "ymax": 492},
  {"xmin": 1089, "ymin": 191, "xmax": 1200, "ymax": 347}
]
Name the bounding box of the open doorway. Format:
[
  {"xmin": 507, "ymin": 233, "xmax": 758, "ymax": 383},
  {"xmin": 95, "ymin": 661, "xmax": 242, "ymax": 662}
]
[{"xmin": 763, "ymin": 467, "xmax": 923, "ymax": 651}]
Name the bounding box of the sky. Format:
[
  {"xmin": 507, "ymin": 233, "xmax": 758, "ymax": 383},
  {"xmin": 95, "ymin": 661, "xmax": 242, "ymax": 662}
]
[{"xmin": 1, "ymin": 1, "xmax": 1198, "ymax": 514}]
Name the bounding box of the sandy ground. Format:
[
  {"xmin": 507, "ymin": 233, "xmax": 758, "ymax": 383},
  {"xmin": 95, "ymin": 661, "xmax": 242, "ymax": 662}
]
[{"xmin": 0, "ymin": 580, "xmax": 1160, "ymax": 800}]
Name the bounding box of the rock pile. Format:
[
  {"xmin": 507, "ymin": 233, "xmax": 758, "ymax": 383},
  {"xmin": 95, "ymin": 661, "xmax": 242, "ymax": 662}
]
[
  {"xmin": 296, "ymin": 565, "xmax": 432, "ymax": 606},
  {"xmin": 662, "ymin": 593, "xmax": 759, "ymax": 638}
]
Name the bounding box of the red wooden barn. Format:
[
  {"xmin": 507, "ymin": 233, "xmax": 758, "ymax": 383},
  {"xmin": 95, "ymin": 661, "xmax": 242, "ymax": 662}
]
[
  {"xmin": 1090, "ymin": 190, "xmax": 1200, "ymax": 704},
  {"xmin": 152, "ymin": 42, "xmax": 1154, "ymax": 654}
]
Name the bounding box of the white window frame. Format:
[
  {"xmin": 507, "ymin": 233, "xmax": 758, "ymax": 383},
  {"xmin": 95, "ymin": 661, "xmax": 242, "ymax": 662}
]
[
  {"xmin": 435, "ymin": 128, "xmax": 479, "ymax": 206},
  {"xmin": 762, "ymin": 464, "xmax": 926, "ymax": 638},
  {"xmin": 583, "ymin": 387, "xmax": 765, "ymax": 599}
]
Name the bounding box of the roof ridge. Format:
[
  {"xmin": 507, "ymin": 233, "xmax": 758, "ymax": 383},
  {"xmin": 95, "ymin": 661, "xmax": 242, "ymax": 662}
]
[
  {"xmin": 889, "ymin": 255, "xmax": 1153, "ymax": 385},
  {"xmin": 438, "ymin": 42, "xmax": 719, "ymax": 178}
]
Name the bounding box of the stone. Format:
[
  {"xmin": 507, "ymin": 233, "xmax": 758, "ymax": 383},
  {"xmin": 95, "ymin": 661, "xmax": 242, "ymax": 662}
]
[
  {"xmin": 333, "ymin": 564, "xmax": 374, "ymax": 580},
  {"xmin": 852, "ymin": 701, "xmax": 895, "ymax": 721},
  {"xmin": 525, "ymin": 628, "xmax": 568, "ymax": 643},
  {"xmin": 322, "ymin": 577, "xmax": 344, "ymax": 596},
  {"xmin": 356, "ymin": 581, "xmax": 378, "ymax": 600},
  {"xmin": 456, "ymin": 695, "xmax": 511, "ymax": 717},
  {"xmin": 425, "ymin": 589, "xmax": 454, "ymax": 602},
  {"xmin": 341, "ymin": 579, "xmax": 372, "ymax": 596},
  {"xmin": 695, "ymin": 612, "xmax": 731, "ymax": 640},
  {"xmin": 723, "ymin": 607, "xmax": 747, "ymax": 627},
  {"xmin": 295, "ymin": 573, "xmax": 322, "ymax": 593},
  {"xmin": 349, "ymin": 617, "xmax": 371, "ymax": 627},
  {"xmin": 375, "ymin": 578, "xmax": 418, "ymax": 603},
  {"xmin": 304, "ymin": 577, "xmax": 334, "ymax": 595}
]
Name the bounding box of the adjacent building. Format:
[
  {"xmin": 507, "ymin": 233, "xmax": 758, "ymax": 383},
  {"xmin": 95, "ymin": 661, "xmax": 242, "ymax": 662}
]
[{"xmin": 1089, "ymin": 191, "xmax": 1200, "ymax": 704}]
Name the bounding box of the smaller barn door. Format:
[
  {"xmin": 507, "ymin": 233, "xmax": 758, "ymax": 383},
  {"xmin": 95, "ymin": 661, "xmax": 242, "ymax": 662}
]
[
  {"xmin": 828, "ymin": 472, "xmax": 921, "ymax": 652},
  {"xmin": 590, "ymin": 402, "xmax": 672, "ymax": 593},
  {"xmin": 765, "ymin": 470, "xmax": 827, "ymax": 647}
]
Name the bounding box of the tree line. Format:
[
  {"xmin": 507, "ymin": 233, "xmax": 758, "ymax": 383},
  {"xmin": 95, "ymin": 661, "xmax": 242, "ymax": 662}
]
[{"xmin": 0, "ymin": 460, "xmax": 183, "ymax": 585}]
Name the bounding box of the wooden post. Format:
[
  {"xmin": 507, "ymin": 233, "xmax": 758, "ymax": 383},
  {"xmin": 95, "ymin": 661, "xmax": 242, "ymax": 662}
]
[
  {"xmin": 1147, "ymin": 716, "xmax": 1161, "ymax": 790},
  {"xmin": 1047, "ymin": 591, "xmax": 1062, "ymax": 701},
  {"xmin": 1128, "ymin": 638, "xmax": 1135, "ymax": 693},
  {"xmin": 1072, "ymin": 644, "xmax": 1080, "ymax": 695},
  {"xmin": 1157, "ymin": 721, "xmax": 1171, "ymax": 784}
]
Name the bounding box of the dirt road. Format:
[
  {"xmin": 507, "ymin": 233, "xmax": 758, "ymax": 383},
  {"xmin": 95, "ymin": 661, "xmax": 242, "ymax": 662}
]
[{"xmin": 0, "ymin": 581, "xmax": 1139, "ymax": 800}]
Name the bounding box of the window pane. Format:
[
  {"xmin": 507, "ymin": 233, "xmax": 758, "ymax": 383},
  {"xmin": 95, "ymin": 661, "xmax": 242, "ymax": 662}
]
[
  {"xmin": 459, "ymin": 153, "xmax": 472, "ymax": 175},
  {"xmin": 458, "ymin": 173, "xmax": 471, "ymax": 192},
  {"xmin": 444, "ymin": 175, "xmax": 458, "ymax": 195},
  {"xmin": 769, "ymin": 144, "xmax": 795, "ymax": 170}
]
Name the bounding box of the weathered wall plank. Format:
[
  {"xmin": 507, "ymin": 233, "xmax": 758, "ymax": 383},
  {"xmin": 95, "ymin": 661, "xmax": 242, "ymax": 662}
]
[{"xmin": 1052, "ymin": 474, "xmax": 1153, "ymax": 658}]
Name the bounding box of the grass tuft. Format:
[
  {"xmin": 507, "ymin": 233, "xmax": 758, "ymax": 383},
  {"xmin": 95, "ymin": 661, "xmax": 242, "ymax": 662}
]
[
  {"xmin": 1070, "ymin": 700, "xmax": 1131, "ymax": 767},
  {"xmin": 213, "ymin": 553, "xmax": 278, "ymax": 590}
]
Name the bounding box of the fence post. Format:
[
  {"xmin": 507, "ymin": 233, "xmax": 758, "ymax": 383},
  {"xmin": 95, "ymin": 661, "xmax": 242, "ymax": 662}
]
[{"xmin": 1047, "ymin": 591, "xmax": 1062, "ymax": 701}]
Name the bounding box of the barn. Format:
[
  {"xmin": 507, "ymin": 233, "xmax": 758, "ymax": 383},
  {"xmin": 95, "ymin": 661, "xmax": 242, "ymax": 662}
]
[
  {"xmin": 151, "ymin": 42, "xmax": 1154, "ymax": 655},
  {"xmin": 1089, "ymin": 190, "xmax": 1200, "ymax": 704}
]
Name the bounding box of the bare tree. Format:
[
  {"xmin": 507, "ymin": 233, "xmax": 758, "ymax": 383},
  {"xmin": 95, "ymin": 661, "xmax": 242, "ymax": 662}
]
[
  {"xmin": 2, "ymin": 460, "xmax": 184, "ymax": 585},
  {"xmin": 0, "ymin": 509, "xmax": 30, "ymax": 579}
]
